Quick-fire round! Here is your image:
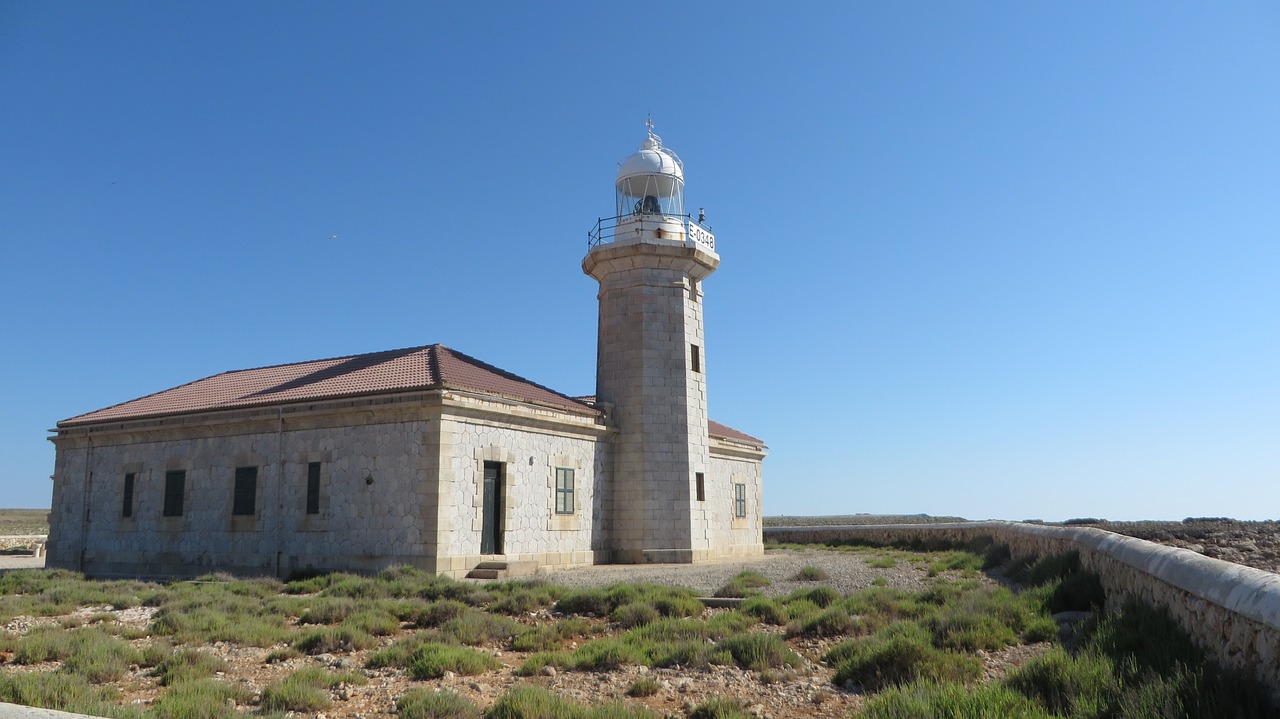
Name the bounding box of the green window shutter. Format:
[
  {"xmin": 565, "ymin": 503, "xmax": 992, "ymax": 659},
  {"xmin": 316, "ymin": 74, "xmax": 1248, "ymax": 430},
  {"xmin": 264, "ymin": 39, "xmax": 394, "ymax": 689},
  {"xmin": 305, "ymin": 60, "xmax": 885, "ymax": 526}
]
[{"xmin": 306, "ymin": 462, "xmax": 321, "ymax": 515}]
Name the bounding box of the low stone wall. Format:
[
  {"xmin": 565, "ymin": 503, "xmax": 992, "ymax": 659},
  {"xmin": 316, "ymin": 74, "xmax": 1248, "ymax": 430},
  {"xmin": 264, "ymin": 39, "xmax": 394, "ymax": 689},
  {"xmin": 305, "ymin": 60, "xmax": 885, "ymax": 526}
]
[
  {"xmin": 766, "ymin": 522, "xmax": 1280, "ymax": 699},
  {"xmin": 0, "ymin": 535, "xmax": 46, "ymax": 556}
]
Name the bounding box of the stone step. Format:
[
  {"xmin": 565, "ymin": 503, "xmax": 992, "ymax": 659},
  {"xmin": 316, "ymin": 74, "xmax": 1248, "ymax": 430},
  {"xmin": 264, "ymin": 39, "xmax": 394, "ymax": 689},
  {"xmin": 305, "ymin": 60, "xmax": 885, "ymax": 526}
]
[{"xmin": 465, "ymin": 560, "xmax": 538, "ymax": 580}]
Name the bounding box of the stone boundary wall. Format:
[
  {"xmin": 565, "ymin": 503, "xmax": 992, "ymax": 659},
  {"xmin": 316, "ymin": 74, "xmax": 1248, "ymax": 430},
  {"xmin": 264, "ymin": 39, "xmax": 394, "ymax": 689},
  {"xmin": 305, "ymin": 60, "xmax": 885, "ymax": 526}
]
[
  {"xmin": 766, "ymin": 522, "xmax": 1280, "ymax": 699},
  {"xmin": 0, "ymin": 536, "xmax": 46, "ymax": 555}
]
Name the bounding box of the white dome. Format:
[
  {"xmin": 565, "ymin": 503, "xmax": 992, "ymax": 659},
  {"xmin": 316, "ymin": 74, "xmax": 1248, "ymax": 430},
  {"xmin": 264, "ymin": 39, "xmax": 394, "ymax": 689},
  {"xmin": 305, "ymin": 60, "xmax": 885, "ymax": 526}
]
[{"xmin": 616, "ymin": 134, "xmax": 684, "ymax": 199}]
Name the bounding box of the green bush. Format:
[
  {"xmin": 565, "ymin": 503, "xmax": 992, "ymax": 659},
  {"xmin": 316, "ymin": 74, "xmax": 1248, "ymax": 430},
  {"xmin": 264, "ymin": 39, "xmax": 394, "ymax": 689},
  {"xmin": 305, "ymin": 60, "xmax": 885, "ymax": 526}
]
[
  {"xmin": 150, "ymin": 648, "xmax": 227, "ymax": 686},
  {"xmin": 260, "ymin": 666, "xmax": 365, "ymax": 713},
  {"xmin": 150, "ymin": 679, "xmax": 250, "ymax": 719},
  {"xmin": 439, "ymin": 610, "xmax": 521, "ymax": 646},
  {"xmin": 410, "ymin": 599, "xmax": 470, "ymax": 627},
  {"xmin": 788, "ymin": 585, "xmax": 840, "ymax": 608},
  {"xmin": 788, "ymin": 605, "xmax": 856, "ymax": 638},
  {"xmin": 294, "ymin": 625, "xmax": 377, "ymax": 654},
  {"xmin": 487, "ymin": 685, "xmax": 583, "ymax": 719},
  {"xmin": 793, "ymin": 565, "xmax": 830, "ymax": 581},
  {"xmin": 626, "ymin": 677, "xmax": 661, "ymax": 697},
  {"xmin": 718, "ymin": 632, "xmax": 801, "ymax": 671},
  {"xmin": 688, "ymin": 696, "xmax": 754, "ymax": 719},
  {"xmin": 556, "ymin": 588, "xmax": 613, "ymax": 616},
  {"xmin": 407, "ymin": 642, "xmax": 500, "ymax": 679},
  {"xmin": 611, "ymin": 602, "xmax": 661, "ymax": 628},
  {"xmin": 0, "ymin": 672, "xmax": 138, "ymax": 719},
  {"xmin": 868, "ymin": 556, "xmax": 898, "ymax": 569},
  {"xmin": 343, "ymin": 608, "xmax": 401, "ymax": 636},
  {"xmin": 397, "ymin": 688, "xmax": 482, "ymax": 719},
  {"xmin": 1004, "ymin": 647, "xmax": 1117, "ymax": 718},
  {"xmin": 855, "ymin": 679, "xmax": 1054, "ymax": 719},
  {"xmin": 738, "ymin": 596, "xmax": 787, "ymax": 625},
  {"xmin": 298, "ymin": 597, "xmax": 357, "ymax": 624},
  {"xmin": 831, "ymin": 623, "xmax": 981, "ymax": 691}
]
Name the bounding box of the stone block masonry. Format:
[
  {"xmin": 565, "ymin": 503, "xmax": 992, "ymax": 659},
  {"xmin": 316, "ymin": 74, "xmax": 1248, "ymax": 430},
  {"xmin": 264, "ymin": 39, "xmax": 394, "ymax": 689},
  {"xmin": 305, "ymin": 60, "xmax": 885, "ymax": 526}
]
[{"xmin": 765, "ymin": 522, "xmax": 1280, "ymax": 701}]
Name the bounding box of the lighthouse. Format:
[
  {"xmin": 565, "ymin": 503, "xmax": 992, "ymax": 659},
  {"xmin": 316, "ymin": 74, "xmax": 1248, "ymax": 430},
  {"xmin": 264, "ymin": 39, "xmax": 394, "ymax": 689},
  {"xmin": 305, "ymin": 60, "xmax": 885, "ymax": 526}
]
[{"xmin": 584, "ymin": 122, "xmax": 721, "ymax": 563}]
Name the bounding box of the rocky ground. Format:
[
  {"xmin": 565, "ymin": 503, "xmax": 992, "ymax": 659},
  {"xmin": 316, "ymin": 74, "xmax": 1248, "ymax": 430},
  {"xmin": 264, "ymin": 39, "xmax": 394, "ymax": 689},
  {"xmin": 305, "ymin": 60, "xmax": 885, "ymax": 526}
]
[
  {"xmin": 1067, "ymin": 519, "xmax": 1280, "ymax": 574},
  {"xmin": 1, "ymin": 548, "xmax": 1055, "ymax": 719}
]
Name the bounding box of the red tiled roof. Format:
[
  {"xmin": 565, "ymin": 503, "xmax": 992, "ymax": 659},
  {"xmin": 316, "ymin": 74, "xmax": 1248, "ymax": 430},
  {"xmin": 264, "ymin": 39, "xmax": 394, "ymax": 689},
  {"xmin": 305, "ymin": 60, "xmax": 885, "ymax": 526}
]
[
  {"xmin": 708, "ymin": 420, "xmax": 764, "ymax": 446},
  {"xmin": 59, "ymin": 344, "xmax": 599, "ymax": 427}
]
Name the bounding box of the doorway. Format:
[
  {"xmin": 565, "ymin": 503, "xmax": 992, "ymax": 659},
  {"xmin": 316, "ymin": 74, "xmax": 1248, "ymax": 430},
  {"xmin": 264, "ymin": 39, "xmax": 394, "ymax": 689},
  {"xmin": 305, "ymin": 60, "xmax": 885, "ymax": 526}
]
[{"xmin": 481, "ymin": 461, "xmax": 504, "ymax": 555}]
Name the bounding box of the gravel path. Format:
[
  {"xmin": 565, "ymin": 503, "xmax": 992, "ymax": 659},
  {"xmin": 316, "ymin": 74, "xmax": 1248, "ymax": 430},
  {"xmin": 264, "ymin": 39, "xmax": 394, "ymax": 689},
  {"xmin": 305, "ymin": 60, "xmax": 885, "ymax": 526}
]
[{"xmin": 538, "ymin": 548, "xmax": 935, "ymax": 596}]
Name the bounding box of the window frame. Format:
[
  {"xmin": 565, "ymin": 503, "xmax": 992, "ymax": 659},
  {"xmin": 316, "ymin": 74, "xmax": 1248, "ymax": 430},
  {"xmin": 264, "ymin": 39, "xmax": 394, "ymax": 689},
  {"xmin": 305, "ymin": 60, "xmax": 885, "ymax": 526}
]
[
  {"xmin": 691, "ymin": 344, "xmax": 701, "ymax": 373},
  {"xmin": 232, "ymin": 466, "xmax": 257, "ymax": 516},
  {"xmin": 695, "ymin": 472, "xmax": 705, "ymax": 502},
  {"xmin": 734, "ymin": 482, "xmax": 747, "ymax": 518},
  {"xmin": 554, "ymin": 467, "xmax": 575, "ymax": 515},
  {"xmin": 306, "ymin": 462, "xmax": 322, "ymax": 515},
  {"xmin": 162, "ymin": 470, "xmax": 186, "ymax": 517},
  {"xmin": 122, "ymin": 472, "xmax": 135, "ymax": 518}
]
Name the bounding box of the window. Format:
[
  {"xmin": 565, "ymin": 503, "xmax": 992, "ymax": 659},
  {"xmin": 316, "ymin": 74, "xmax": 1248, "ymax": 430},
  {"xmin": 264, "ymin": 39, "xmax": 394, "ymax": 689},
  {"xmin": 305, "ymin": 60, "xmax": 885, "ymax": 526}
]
[
  {"xmin": 306, "ymin": 462, "xmax": 322, "ymax": 515},
  {"xmin": 233, "ymin": 466, "xmax": 257, "ymax": 516},
  {"xmin": 555, "ymin": 468, "xmax": 575, "ymax": 515},
  {"xmin": 734, "ymin": 483, "xmax": 747, "ymax": 518},
  {"xmin": 122, "ymin": 473, "xmax": 135, "ymax": 518},
  {"xmin": 695, "ymin": 472, "xmax": 705, "ymax": 502},
  {"xmin": 691, "ymin": 344, "xmax": 701, "ymax": 373},
  {"xmin": 163, "ymin": 470, "xmax": 185, "ymax": 517}
]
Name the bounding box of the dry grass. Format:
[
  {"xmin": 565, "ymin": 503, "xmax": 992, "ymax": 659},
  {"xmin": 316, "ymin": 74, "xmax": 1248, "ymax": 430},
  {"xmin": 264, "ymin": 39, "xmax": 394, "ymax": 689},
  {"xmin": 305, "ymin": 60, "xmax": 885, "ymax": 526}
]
[{"xmin": 0, "ymin": 508, "xmax": 49, "ymax": 536}]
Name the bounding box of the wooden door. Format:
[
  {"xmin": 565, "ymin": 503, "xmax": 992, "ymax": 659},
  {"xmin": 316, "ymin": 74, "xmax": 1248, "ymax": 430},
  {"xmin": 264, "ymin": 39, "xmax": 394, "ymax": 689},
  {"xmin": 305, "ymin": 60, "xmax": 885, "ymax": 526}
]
[{"xmin": 481, "ymin": 462, "xmax": 504, "ymax": 555}]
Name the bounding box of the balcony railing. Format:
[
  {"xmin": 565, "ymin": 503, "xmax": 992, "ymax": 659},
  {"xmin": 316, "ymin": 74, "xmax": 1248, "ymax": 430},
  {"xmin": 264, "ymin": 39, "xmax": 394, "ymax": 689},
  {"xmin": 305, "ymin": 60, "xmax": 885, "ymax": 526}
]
[{"xmin": 588, "ymin": 213, "xmax": 716, "ymax": 252}]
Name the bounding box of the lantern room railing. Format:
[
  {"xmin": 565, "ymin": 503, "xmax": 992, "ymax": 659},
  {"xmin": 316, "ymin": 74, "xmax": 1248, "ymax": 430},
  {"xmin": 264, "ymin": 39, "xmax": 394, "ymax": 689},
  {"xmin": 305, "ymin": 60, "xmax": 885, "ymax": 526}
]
[{"xmin": 588, "ymin": 213, "xmax": 716, "ymax": 251}]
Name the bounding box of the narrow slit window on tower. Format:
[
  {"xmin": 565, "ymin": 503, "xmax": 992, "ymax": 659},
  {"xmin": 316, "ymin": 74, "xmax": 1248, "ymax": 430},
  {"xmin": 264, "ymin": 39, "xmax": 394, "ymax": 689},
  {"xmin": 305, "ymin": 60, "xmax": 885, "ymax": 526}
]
[
  {"xmin": 122, "ymin": 473, "xmax": 135, "ymax": 518},
  {"xmin": 695, "ymin": 472, "xmax": 705, "ymax": 502},
  {"xmin": 233, "ymin": 466, "xmax": 257, "ymax": 516},
  {"xmin": 691, "ymin": 344, "xmax": 701, "ymax": 373},
  {"xmin": 162, "ymin": 470, "xmax": 185, "ymax": 517},
  {"xmin": 306, "ymin": 462, "xmax": 322, "ymax": 515}
]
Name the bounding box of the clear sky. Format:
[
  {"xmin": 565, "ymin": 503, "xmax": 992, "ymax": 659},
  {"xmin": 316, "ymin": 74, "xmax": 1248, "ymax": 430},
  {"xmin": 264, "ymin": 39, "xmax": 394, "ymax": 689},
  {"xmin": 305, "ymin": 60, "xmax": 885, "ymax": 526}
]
[{"xmin": 2, "ymin": 2, "xmax": 1277, "ymax": 521}]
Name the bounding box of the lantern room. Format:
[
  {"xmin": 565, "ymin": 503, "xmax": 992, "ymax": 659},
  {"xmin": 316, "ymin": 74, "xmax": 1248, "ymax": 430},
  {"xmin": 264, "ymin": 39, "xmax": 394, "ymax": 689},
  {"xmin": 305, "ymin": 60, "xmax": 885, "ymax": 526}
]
[{"xmin": 615, "ymin": 121, "xmax": 685, "ymax": 219}]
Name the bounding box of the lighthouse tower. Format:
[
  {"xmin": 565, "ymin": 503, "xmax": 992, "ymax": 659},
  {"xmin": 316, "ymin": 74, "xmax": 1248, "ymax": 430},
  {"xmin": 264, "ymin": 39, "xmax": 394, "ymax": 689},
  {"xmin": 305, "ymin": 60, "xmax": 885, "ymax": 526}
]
[{"xmin": 584, "ymin": 123, "xmax": 720, "ymax": 563}]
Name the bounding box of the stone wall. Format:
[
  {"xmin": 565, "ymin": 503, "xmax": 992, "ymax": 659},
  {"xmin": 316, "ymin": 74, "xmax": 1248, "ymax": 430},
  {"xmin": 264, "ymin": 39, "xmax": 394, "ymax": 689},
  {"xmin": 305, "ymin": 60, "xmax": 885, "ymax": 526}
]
[
  {"xmin": 48, "ymin": 405, "xmax": 439, "ymax": 577},
  {"xmin": 765, "ymin": 522, "xmax": 1280, "ymax": 699}
]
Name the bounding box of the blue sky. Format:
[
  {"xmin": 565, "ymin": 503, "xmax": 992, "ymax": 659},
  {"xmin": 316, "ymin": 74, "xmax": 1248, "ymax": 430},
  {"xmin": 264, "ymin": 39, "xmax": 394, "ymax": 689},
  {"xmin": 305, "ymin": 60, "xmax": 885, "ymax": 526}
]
[{"xmin": 2, "ymin": 2, "xmax": 1277, "ymax": 521}]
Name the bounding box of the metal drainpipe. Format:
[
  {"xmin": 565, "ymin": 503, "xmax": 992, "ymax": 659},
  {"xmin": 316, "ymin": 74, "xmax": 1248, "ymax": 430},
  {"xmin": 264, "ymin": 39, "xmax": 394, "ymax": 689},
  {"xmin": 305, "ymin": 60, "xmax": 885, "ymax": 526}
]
[
  {"xmin": 79, "ymin": 433, "xmax": 94, "ymax": 572},
  {"xmin": 274, "ymin": 407, "xmax": 284, "ymax": 577}
]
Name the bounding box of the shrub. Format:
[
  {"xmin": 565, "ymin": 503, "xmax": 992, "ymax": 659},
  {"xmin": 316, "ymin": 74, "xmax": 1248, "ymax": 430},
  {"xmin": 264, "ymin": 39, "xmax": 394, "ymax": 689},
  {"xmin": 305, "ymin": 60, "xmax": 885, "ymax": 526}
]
[
  {"xmin": 788, "ymin": 585, "xmax": 841, "ymax": 608},
  {"xmin": 511, "ymin": 617, "xmax": 592, "ymax": 652},
  {"xmin": 868, "ymin": 556, "xmax": 898, "ymax": 569},
  {"xmin": 556, "ymin": 588, "xmax": 612, "ymax": 616},
  {"xmin": 688, "ymin": 696, "xmax": 753, "ymax": 719},
  {"xmin": 788, "ymin": 606, "xmax": 856, "ymax": 638},
  {"xmin": 397, "ymin": 688, "xmax": 482, "ymax": 719},
  {"xmin": 299, "ymin": 597, "xmax": 357, "ymax": 624},
  {"xmin": 343, "ymin": 609, "xmax": 401, "ymax": 636},
  {"xmin": 738, "ymin": 596, "xmax": 787, "ymax": 625},
  {"xmin": 718, "ymin": 632, "xmax": 801, "ymax": 671},
  {"xmin": 260, "ymin": 666, "xmax": 365, "ymax": 713},
  {"xmin": 570, "ymin": 638, "xmax": 646, "ymax": 671},
  {"xmin": 294, "ymin": 625, "xmax": 377, "ymax": 654},
  {"xmin": 487, "ymin": 685, "xmax": 582, "ymax": 719},
  {"xmin": 0, "ymin": 672, "xmax": 137, "ymax": 719},
  {"xmin": 1004, "ymin": 647, "xmax": 1117, "ymax": 717},
  {"xmin": 410, "ymin": 599, "xmax": 470, "ymax": 627},
  {"xmin": 831, "ymin": 624, "xmax": 981, "ymax": 691},
  {"xmin": 263, "ymin": 647, "xmax": 300, "ymax": 664},
  {"xmin": 407, "ymin": 643, "xmax": 500, "ymax": 679},
  {"xmin": 149, "ymin": 679, "xmax": 251, "ymax": 719},
  {"xmin": 439, "ymin": 610, "xmax": 521, "ymax": 646},
  {"xmin": 714, "ymin": 570, "xmax": 772, "ymax": 598},
  {"xmin": 793, "ymin": 565, "xmax": 829, "ymax": 581},
  {"xmin": 855, "ymin": 679, "xmax": 1054, "ymax": 719},
  {"xmin": 488, "ymin": 583, "xmax": 558, "ymax": 615},
  {"xmin": 612, "ymin": 602, "xmax": 661, "ymax": 628},
  {"xmin": 626, "ymin": 677, "xmax": 661, "ymax": 697},
  {"xmin": 150, "ymin": 648, "xmax": 227, "ymax": 686}
]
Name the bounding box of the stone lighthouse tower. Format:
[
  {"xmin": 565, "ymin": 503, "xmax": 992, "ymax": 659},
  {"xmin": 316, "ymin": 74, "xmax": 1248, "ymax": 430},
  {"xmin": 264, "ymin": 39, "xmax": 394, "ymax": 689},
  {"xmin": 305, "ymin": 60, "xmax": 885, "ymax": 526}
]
[{"xmin": 584, "ymin": 122, "xmax": 721, "ymax": 563}]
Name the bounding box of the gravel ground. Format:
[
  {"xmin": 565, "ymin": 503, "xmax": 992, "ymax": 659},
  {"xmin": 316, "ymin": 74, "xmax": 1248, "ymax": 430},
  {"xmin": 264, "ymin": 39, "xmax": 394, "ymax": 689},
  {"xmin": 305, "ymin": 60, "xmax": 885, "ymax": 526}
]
[{"xmin": 538, "ymin": 547, "xmax": 934, "ymax": 596}]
